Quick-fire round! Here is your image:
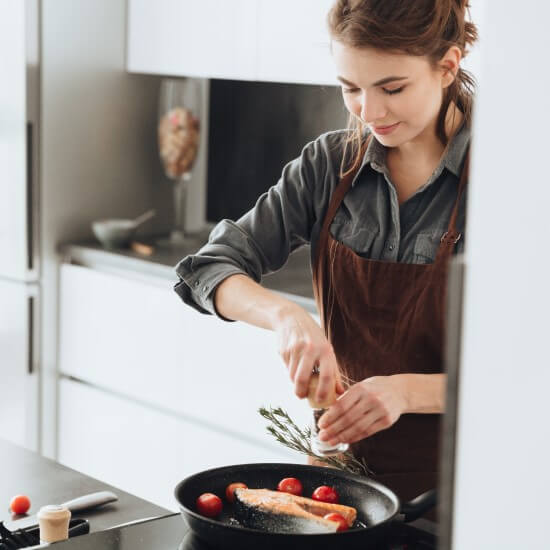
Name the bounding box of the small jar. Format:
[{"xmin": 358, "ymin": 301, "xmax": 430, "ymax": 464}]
[
  {"xmin": 307, "ymin": 372, "xmax": 349, "ymax": 457},
  {"xmin": 37, "ymin": 504, "xmax": 71, "ymax": 544},
  {"xmin": 310, "ymin": 407, "xmax": 349, "ymax": 456}
]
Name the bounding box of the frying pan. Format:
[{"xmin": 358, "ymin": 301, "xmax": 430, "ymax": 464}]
[{"xmin": 174, "ymin": 463, "xmax": 436, "ymax": 550}]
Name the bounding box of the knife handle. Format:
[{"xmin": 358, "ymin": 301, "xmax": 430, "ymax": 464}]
[{"xmin": 60, "ymin": 491, "xmax": 118, "ymax": 512}]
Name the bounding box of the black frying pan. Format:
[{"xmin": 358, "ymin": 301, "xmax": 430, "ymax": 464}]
[{"xmin": 174, "ymin": 463, "xmax": 435, "ymax": 550}]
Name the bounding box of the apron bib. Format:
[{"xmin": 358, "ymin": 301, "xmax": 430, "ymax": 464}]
[{"xmin": 312, "ymin": 135, "xmax": 469, "ymax": 501}]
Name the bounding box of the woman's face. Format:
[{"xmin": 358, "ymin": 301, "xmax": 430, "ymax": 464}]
[{"xmin": 332, "ymin": 42, "xmax": 454, "ymax": 146}]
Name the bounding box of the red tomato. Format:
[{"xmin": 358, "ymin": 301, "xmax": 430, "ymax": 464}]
[
  {"xmin": 10, "ymin": 495, "xmax": 31, "ymax": 515},
  {"xmin": 277, "ymin": 477, "xmax": 303, "ymax": 496},
  {"xmin": 312, "ymin": 485, "xmax": 339, "ymax": 504},
  {"xmin": 195, "ymin": 493, "xmax": 222, "ymax": 518},
  {"xmin": 225, "ymin": 482, "xmax": 247, "ymax": 503},
  {"xmin": 323, "ymin": 512, "xmax": 349, "ymax": 532}
]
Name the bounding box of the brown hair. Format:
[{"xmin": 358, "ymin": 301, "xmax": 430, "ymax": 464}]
[{"xmin": 327, "ymin": 0, "xmax": 479, "ymax": 176}]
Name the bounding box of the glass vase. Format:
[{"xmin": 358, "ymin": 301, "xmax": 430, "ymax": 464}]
[{"xmin": 157, "ymin": 78, "xmax": 201, "ymax": 246}]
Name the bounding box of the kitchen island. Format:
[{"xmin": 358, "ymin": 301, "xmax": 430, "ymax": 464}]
[{"xmin": 0, "ymin": 438, "xmax": 171, "ymax": 533}]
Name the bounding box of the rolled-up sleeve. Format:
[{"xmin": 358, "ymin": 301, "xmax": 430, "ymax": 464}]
[{"xmin": 174, "ymin": 132, "xmax": 340, "ymax": 318}]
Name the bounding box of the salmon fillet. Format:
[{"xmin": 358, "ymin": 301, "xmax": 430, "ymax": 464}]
[{"xmin": 234, "ymin": 488, "xmax": 357, "ymax": 534}]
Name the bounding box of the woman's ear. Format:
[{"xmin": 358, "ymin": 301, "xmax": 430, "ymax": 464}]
[{"xmin": 440, "ymin": 45, "xmax": 462, "ymax": 88}]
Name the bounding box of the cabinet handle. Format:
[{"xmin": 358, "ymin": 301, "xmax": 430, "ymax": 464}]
[
  {"xmin": 28, "ymin": 296, "xmax": 34, "ymax": 374},
  {"xmin": 26, "ymin": 121, "xmax": 34, "ymax": 272}
]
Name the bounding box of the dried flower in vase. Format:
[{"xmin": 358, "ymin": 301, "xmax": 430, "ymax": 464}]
[{"xmin": 158, "ymin": 106, "xmax": 199, "ymax": 179}]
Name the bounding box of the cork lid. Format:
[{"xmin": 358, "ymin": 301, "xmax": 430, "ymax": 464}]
[{"xmin": 307, "ymin": 372, "xmax": 337, "ymax": 409}]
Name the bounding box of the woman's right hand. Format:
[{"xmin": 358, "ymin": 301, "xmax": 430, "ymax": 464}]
[{"xmin": 273, "ymin": 303, "xmax": 345, "ymax": 403}]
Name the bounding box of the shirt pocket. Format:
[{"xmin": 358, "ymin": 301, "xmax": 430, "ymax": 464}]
[
  {"xmin": 412, "ymin": 231, "xmax": 445, "ymax": 264},
  {"xmin": 330, "ymin": 208, "xmax": 379, "ymax": 257}
]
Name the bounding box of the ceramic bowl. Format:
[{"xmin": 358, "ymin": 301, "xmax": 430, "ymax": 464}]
[{"xmin": 92, "ymin": 219, "xmax": 136, "ymax": 249}]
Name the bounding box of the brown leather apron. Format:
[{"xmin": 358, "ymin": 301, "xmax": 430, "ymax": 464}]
[{"xmin": 312, "ymin": 135, "xmax": 469, "ymax": 502}]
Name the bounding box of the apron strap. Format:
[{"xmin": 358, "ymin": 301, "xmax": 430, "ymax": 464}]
[
  {"xmin": 321, "ymin": 147, "xmax": 369, "ymax": 239},
  {"xmin": 314, "ymin": 135, "xmax": 371, "ymax": 268},
  {"xmin": 313, "ymin": 136, "xmax": 371, "ymax": 333}
]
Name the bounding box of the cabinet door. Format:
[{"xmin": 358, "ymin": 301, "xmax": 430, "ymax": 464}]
[
  {"xmin": 0, "ymin": 280, "xmax": 38, "ymax": 449},
  {"xmin": 257, "ymin": 0, "xmax": 337, "ymax": 85},
  {"xmin": 127, "ymin": 0, "xmax": 258, "ymax": 80},
  {"xmin": 59, "ymin": 264, "xmax": 311, "ymax": 449},
  {"xmin": 0, "ymin": 1, "xmax": 30, "ymax": 280},
  {"xmin": 58, "ymin": 379, "xmax": 299, "ymax": 511}
]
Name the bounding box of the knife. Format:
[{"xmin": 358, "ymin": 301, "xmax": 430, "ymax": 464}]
[{"xmin": 4, "ymin": 490, "xmax": 118, "ymax": 532}]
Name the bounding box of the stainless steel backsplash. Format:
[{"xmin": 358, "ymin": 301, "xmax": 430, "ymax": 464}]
[{"xmin": 206, "ymin": 79, "xmax": 347, "ymax": 222}]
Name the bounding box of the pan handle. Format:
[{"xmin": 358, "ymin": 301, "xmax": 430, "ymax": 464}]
[{"xmin": 400, "ymin": 489, "xmax": 437, "ymax": 522}]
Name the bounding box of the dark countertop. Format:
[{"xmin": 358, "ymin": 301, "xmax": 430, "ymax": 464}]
[
  {"xmin": 42, "ymin": 503, "xmax": 438, "ymax": 550},
  {"xmin": 59, "ymin": 231, "xmax": 317, "ymax": 313},
  {"xmin": 33, "ymin": 514, "xmax": 186, "ymax": 549},
  {"xmin": 0, "ymin": 438, "xmax": 170, "ymax": 533},
  {"xmin": 2, "ymin": 438, "xmax": 438, "ymax": 548}
]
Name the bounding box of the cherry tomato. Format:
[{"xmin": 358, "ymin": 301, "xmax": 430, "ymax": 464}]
[
  {"xmin": 277, "ymin": 477, "xmax": 303, "ymax": 496},
  {"xmin": 10, "ymin": 495, "xmax": 31, "ymax": 515},
  {"xmin": 323, "ymin": 512, "xmax": 348, "ymax": 532},
  {"xmin": 312, "ymin": 485, "xmax": 339, "ymax": 504},
  {"xmin": 225, "ymin": 482, "xmax": 248, "ymax": 503},
  {"xmin": 195, "ymin": 493, "xmax": 222, "ymax": 518}
]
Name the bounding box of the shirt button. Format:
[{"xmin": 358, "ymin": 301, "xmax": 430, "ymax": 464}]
[
  {"xmin": 194, "ymin": 281, "xmax": 200, "ymax": 287},
  {"xmin": 389, "ymin": 244, "xmax": 395, "ymax": 251},
  {"xmin": 202, "ymin": 286, "xmax": 208, "ymax": 292}
]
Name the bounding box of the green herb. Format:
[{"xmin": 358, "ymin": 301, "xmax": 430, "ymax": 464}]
[{"xmin": 259, "ymin": 406, "xmax": 372, "ymax": 477}]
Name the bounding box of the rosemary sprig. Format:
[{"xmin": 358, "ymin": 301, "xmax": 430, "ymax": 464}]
[{"xmin": 259, "ymin": 406, "xmax": 372, "ymax": 477}]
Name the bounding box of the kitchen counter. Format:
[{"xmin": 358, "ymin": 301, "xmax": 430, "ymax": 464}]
[
  {"xmin": 0, "ymin": 438, "xmax": 170, "ymax": 533},
  {"xmin": 39, "ymin": 502, "xmax": 439, "ymax": 550},
  {"xmin": 0, "ymin": 442, "xmax": 438, "ymax": 548},
  {"xmin": 59, "ymin": 231, "xmax": 317, "ymax": 313}
]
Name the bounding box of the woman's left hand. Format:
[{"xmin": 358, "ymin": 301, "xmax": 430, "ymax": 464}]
[{"xmin": 317, "ymin": 375, "xmax": 408, "ymax": 445}]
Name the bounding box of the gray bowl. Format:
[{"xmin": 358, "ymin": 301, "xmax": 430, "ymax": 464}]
[{"xmin": 92, "ymin": 219, "xmax": 136, "ymax": 249}]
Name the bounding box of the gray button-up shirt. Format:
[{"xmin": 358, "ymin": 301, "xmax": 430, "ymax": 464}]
[{"xmin": 175, "ymin": 123, "xmax": 470, "ymax": 316}]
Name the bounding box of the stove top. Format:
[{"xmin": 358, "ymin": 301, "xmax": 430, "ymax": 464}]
[{"xmin": 46, "ymin": 513, "xmax": 437, "ymax": 550}]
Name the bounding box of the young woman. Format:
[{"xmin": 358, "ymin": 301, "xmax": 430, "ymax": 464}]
[{"xmin": 175, "ymin": 0, "xmax": 478, "ymax": 502}]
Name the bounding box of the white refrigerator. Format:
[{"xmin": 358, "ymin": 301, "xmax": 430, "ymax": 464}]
[{"xmin": 0, "ymin": 0, "xmax": 40, "ymax": 449}]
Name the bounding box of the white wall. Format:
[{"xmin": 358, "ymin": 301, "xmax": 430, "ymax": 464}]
[
  {"xmin": 461, "ymin": 0, "xmax": 484, "ymax": 80},
  {"xmin": 453, "ymin": 1, "xmax": 550, "ymax": 548}
]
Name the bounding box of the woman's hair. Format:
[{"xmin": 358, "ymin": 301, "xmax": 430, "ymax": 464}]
[{"xmin": 327, "ymin": 0, "xmax": 479, "ymax": 176}]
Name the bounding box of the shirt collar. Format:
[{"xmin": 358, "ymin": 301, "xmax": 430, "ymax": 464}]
[{"xmin": 355, "ymin": 121, "xmax": 471, "ymax": 184}]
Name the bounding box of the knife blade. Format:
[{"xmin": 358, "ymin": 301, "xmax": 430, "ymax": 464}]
[{"xmin": 4, "ymin": 490, "xmax": 118, "ymax": 532}]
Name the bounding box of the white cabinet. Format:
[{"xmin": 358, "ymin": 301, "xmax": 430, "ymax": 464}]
[
  {"xmin": 59, "ymin": 263, "xmax": 311, "ymax": 458},
  {"xmin": 126, "ymin": 0, "xmax": 258, "ymax": 80},
  {"xmin": 256, "ymin": 0, "xmax": 336, "ymax": 85},
  {"xmin": 0, "ymin": 280, "xmax": 38, "ymax": 450},
  {"xmin": 126, "ymin": 0, "xmax": 337, "ymax": 85},
  {"xmin": 58, "ymin": 379, "xmax": 297, "ymax": 511}
]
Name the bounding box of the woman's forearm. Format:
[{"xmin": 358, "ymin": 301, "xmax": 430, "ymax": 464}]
[
  {"xmin": 213, "ymin": 273, "xmax": 300, "ymax": 330},
  {"xmin": 393, "ymin": 373, "xmax": 447, "ymax": 414},
  {"xmin": 215, "ymin": 274, "xmax": 344, "ymax": 401}
]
